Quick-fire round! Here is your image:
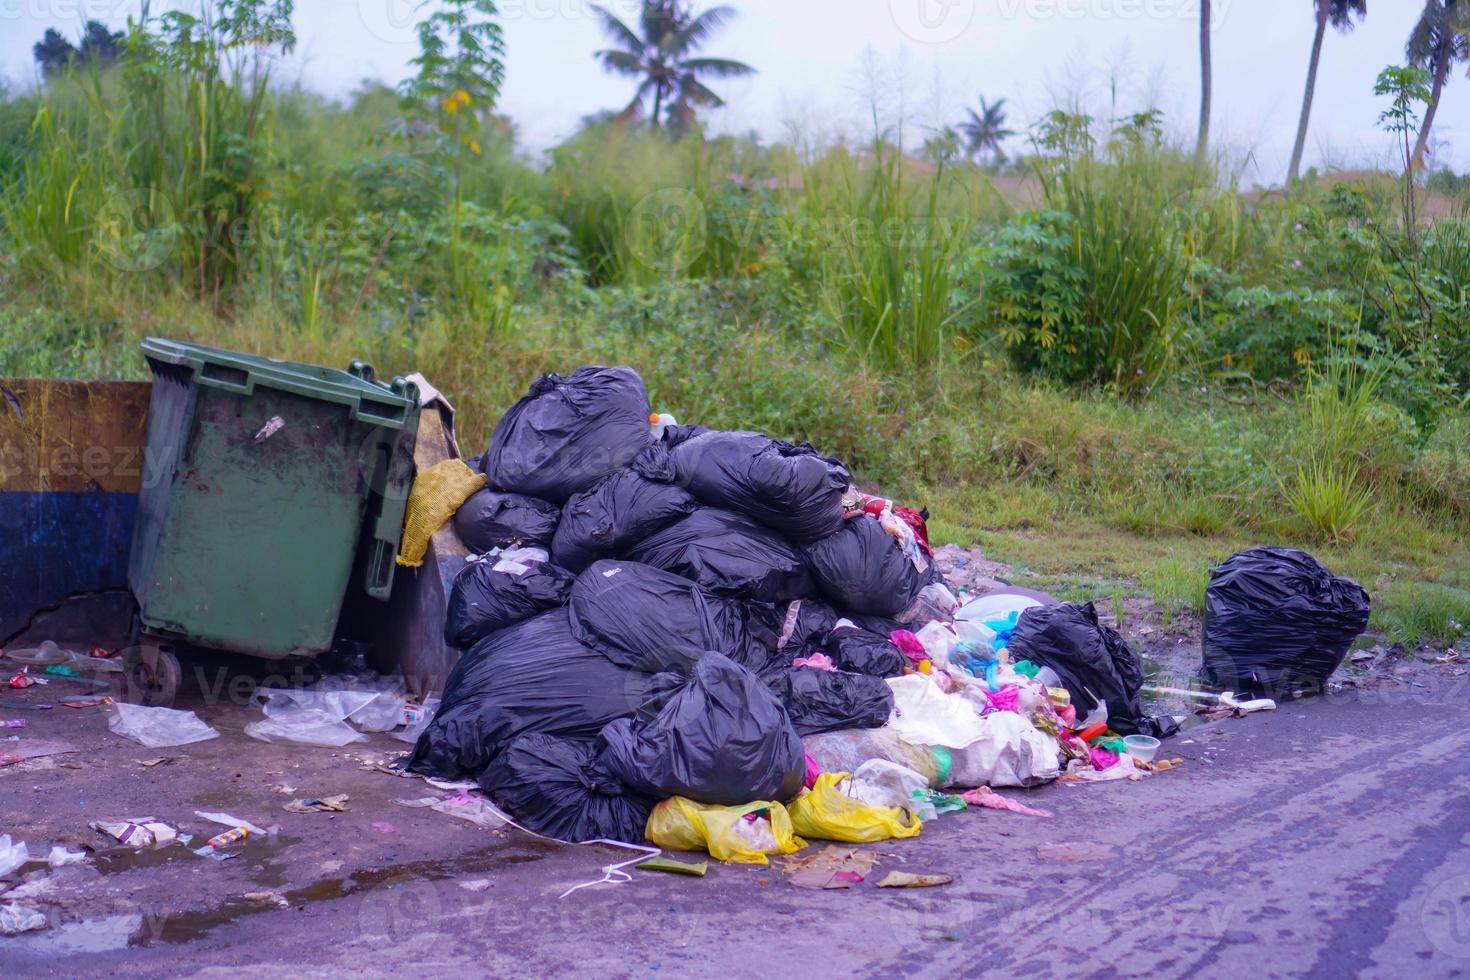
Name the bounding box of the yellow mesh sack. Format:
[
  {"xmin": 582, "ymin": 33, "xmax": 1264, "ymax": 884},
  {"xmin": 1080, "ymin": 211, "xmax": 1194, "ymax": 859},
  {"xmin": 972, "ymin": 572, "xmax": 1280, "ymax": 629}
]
[{"xmin": 396, "ymin": 458, "xmax": 487, "ymax": 568}]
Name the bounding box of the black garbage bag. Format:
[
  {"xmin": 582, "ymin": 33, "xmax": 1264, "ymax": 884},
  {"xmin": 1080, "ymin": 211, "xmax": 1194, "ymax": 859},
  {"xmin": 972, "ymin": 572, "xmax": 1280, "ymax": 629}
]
[
  {"xmin": 761, "ymin": 666, "xmax": 894, "ymax": 736},
  {"xmin": 479, "ymin": 734, "xmax": 656, "ymax": 843},
  {"xmin": 630, "ymin": 508, "xmax": 815, "ymax": 603},
  {"xmin": 658, "ymin": 423, "xmax": 711, "ymax": 450},
  {"xmin": 454, "ymin": 489, "xmax": 560, "ymax": 553},
  {"xmin": 444, "ymin": 554, "xmax": 576, "ymax": 650},
  {"xmin": 408, "ymin": 609, "xmax": 657, "ymax": 780},
  {"xmin": 670, "ymin": 430, "xmax": 851, "ymax": 542},
  {"xmin": 482, "ymin": 366, "xmax": 653, "ymax": 504},
  {"xmin": 596, "ymin": 653, "xmax": 805, "ymax": 806},
  {"xmin": 1008, "ymin": 602, "xmax": 1177, "ymax": 739},
  {"xmin": 552, "ymin": 469, "xmax": 697, "ymax": 573},
  {"xmin": 820, "ymin": 625, "xmax": 907, "ymax": 677},
  {"xmin": 803, "ymin": 515, "xmax": 926, "ymax": 617},
  {"xmin": 1203, "ymin": 547, "xmax": 1371, "ymax": 697},
  {"xmin": 567, "ymin": 560, "xmax": 767, "ymax": 672},
  {"xmin": 772, "ymin": 598, "xmax": 844, "ymax": 653}
]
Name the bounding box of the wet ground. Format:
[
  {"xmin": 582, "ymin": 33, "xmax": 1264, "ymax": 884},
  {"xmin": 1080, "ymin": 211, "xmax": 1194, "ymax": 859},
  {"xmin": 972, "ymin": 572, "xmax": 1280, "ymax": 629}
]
[{"xmin": 2, "ymin": 554, "xmax": 1469, "ymax": 977}]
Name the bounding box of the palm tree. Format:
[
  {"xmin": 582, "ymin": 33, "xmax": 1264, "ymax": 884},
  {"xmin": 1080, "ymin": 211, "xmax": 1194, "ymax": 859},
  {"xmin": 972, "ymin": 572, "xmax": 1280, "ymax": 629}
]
[
  {"xmin": 958, "ymin": 97, "xmax": 1015, "ymax": 166},
  {"xmin": 1407, "ymin": 0, "xmax": 1470, "ymax": 171},
  {"xmin": 1287, "ymin": 0, "xmax": 1368, "ymax": 183},
  {"xmin": 1197, "ymin": 0, "xmax": 1212, "ymax": 162},
  {"xmin": 592, "ymin": 1, "xmax": 754, "ymax": 132}
]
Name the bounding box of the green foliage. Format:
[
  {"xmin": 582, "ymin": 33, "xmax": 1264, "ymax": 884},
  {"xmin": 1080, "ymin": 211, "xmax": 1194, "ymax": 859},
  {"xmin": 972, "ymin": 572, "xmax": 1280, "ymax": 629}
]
[
  {"xmin": 1374, "ymin": 582, "xmax": 1470, "ymax": 645},
  {"xmin": 804, "ymin": 140, "xmax": 974, "ymax": 371},
  {"xmin": 982, "ymin": 114, "xmax": 1195, "ymax": 394}
]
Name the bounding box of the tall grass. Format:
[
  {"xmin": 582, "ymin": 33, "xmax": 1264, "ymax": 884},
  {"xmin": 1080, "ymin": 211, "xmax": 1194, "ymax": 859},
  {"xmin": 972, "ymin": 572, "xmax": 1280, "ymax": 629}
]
[{"xmin": 801, "ymin": 140, "xmax": 975, "ymax": 371}]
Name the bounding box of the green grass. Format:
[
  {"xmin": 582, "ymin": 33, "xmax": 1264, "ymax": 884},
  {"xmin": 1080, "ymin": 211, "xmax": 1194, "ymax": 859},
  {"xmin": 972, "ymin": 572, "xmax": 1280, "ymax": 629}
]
[{"xmin": 1374, "ymin": 583, "xmax": 1470, "ymax": 646}]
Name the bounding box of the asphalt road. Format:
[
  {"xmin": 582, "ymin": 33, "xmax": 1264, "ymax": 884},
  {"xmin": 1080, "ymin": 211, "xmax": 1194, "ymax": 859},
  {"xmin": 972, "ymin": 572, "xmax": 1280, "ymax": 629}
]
[{"xmin": 3, "ymin": 658, "xmax": 1469, "ymax": 978}]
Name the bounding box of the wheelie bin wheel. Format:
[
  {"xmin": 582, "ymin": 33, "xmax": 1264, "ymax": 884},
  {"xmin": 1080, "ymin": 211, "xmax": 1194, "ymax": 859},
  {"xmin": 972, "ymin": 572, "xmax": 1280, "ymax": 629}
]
[{"xmin": 125, "ymin": 640, "xmax": 182, "ymax": 707}]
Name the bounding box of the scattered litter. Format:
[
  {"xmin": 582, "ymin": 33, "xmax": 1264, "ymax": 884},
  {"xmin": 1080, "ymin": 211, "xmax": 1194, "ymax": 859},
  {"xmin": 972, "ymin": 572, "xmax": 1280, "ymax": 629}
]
[
  {"xmin": 4, "ymin": 642, "xmax": 70, "ymax": 667},
  {"xmin": 194, "ymin": 811, "xmax": 268, "ymax": 836},
  {"xmin": 781, "ymin": 845, "xmax": 877, "ymax": 889},
  {"xmin": 245, "ymin": 688, "xmax": 374, "ymax": 746},
  {"xmin": 370, "ymin": 822, "xmax": 399, "ymax": 834},
  {"xmin": 875, "ymin": 871, "xmax": 952, "ymax": 888},
  {"xmin": 0, "ymin": 903, "xmax": 46, "ymax": 935},
  {"xmin": 252, "ymin": 415, "xmax": 285, "ymax": 443},
  {"xmin": 139, "ymin": 757, "xmax": 174, "ymax": 768},
  {"xmin": 458, "ymin": 878, "xmax": 495, "ymax": 892},
  {"xmin": 638, "ymin": 855, "xmax": 709, "ymax": 877},
  {"xmin": 0, "ymin": 739, "xmax": 78, "ymax": 766},
  {"xmin": 0, "ymin": 834, "xmax": 29, "ymax": 874},
  {"xmin": 284, "ymin": 795, "xmax": 350, "ymax": 813},
  {"xmin": 104, "ymin": 702, "xmax": 218, "ymax": 748},
  {"xmin": 91, "ymin": 818, "xmax": 179, "ymax": 849},
  {"xmin": 1036, "ymin": 841, "xmax": 1118, "ymax": 862},
  {"xmin": 46, "ymin": 846, "xmax": 86, "ymax": 867},
  {"xmin": 8, "ymin": 668, "xmax": 37, "ymax": 688},
  {"xmin": 242, "ymin": 891, "xmax": 290, "ymax": 908},
  {"xmin": 428, "ymin": 793, "xmax": 509, "ymax": 830},
  {"xmin": 0, "ymin": 720, "xmax": 25, "ymax": 729},
  {"xmin": 60, "ymin": 697, "xmax": 106, "ymax": 708},
  {"xmin": 961, "ymin": 788, "xmax": 1053, "ymax": 818}
]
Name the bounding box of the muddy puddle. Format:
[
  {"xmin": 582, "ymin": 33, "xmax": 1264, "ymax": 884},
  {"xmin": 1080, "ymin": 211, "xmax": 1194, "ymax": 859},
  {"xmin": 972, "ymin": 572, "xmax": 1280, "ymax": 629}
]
[{"xmin": 11, "ymin": 839, "xmax": 563, "ymax": 954}]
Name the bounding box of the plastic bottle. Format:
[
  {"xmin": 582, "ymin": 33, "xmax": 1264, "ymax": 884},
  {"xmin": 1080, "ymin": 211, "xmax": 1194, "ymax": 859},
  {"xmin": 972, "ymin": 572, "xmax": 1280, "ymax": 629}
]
[{"xmin": 649, "ymin": 413, "xmax": 677, "ymax": 439}]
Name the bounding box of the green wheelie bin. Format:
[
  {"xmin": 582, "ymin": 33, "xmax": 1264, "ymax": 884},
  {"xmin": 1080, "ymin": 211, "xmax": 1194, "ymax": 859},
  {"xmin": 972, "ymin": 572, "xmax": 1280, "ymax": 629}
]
[{"xmin": 126, "ymin": 338, "xmax": 421, "ymax": 701}]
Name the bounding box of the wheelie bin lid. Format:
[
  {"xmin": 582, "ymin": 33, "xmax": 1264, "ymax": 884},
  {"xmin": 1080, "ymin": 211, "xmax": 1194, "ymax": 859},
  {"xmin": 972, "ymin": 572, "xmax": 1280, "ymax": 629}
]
[{"xmin": 141, "ymin": 337, "xmax": 419, "ymax": 430}]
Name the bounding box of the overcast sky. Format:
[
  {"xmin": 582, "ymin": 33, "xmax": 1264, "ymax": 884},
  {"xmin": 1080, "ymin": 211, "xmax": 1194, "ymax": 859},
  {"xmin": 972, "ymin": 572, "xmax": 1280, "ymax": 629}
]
[{"xmin": 1, "ymin": 0, "xmax": 1461, "ymax": 184}]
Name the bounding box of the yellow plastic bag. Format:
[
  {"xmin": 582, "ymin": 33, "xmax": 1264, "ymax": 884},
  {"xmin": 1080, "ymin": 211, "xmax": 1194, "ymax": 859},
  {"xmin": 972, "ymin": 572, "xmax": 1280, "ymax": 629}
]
[
  {"xmin": 396, "ymin": 458, "xmax": 486, "ymax": 568},
  {"xmin": 645, "ymin": 797, "xmax": 806, "ymax": 865},
  {"xmin": 787, "ymin": 773, "xmax": 923, "ymax": 843}
]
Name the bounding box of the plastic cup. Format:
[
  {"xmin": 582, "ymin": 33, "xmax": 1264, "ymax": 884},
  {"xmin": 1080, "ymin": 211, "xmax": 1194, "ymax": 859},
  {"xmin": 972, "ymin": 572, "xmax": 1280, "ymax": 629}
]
[{"xmin": 1123, "ymin": 734, "xmax": 1161, "ymax": 762}]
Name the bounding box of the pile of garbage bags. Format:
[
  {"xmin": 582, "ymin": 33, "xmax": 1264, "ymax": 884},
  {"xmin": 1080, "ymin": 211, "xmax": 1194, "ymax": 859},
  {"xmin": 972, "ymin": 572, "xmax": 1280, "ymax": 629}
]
[{"xmin": 406, "ymin": 366, "xmax": 1189, "ymax": 851}]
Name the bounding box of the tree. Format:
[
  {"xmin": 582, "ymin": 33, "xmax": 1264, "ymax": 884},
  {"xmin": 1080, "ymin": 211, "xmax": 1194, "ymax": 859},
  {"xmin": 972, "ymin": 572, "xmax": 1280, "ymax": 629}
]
[
  {"xmin": 1406, "ymin": 0, "xmax": 1470, "ymax": 171},
  {"xmin": 1287, "ymin": 0, "xmax": 1367, "ymax": 183},
  {"xmin": 922, "ymin": 125, "xmax": 962, "ymax": 167},
  {"xmin": 1197, "ymin": 0, "xmax": 1212, "ymax": 162},
  {"xmin": 958, "ymin": 96, "xmax": 1014, "ymax": 166},
  {"xmin": 32, "ymin": 29, "xmax": 76, "ymax": 75},
  {"xmin": 80, "ymin": 21, "xmax": 125, "ymax": 64},
  {"xmin": 33, "ymin": 21, "xmax": 126, "ymax": 75},
  {"xmin": 592, "ymin": 1, "xmax": 754, "ymax": 132}
]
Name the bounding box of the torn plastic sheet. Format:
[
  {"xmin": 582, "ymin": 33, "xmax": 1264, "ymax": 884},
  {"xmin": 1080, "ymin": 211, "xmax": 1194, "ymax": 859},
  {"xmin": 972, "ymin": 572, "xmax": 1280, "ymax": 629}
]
[
  {"xmin": 245, "ymin": 689, "xmax": 378, "ymax": 746},
  {"xmin": 104, "ymin": 702, "xmax": 219, "ymax": 748}
]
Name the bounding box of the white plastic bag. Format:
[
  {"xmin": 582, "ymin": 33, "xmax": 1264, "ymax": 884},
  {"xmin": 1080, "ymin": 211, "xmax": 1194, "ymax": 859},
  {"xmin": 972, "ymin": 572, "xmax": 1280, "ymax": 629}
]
[
  {"xmin": 846, "ymin": 760, "xmax": 930, "ymax": 811},
  {"xmin": 0, "ymin": 834, "xmax": 29, "ymax": 875},
  {"xmin": 245, "ymin": 688, "xmax": 376, "ymax": 746},
  {"xmin": 0, "ymin": 903, "xmax": 46, "ymax": 935},
  {"xmin": 944, "ymin": 712, "xmax": 1061, "ymax": 789},
  {"xmin": 104, "ymin": 702, "xmax": 219, "ymax": 748},
  {"xmin": 886, "ymin": 674, "xmax": 992, "ymax": 749}
]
